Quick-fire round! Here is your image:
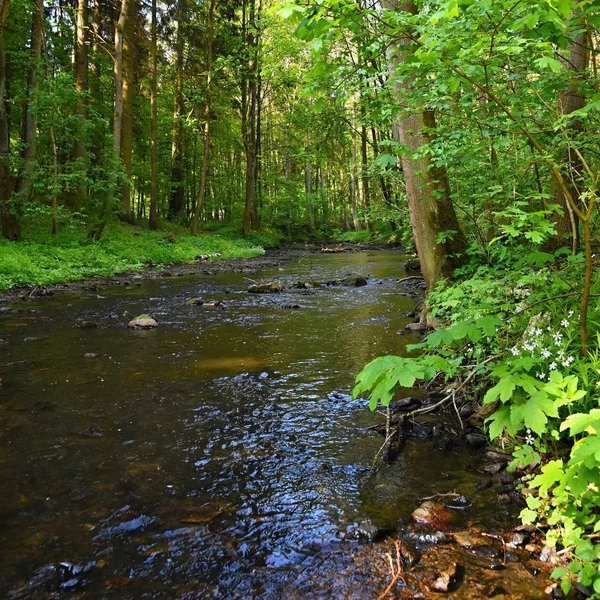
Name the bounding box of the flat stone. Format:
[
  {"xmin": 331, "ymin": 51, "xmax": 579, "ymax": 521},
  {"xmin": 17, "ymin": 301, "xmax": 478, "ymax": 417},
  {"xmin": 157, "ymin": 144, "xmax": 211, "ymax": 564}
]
[
  {"xmin": 248, "ymin": 281, "xmax": 283, "ymax": 293},
  {"xmin": 127, "ymin": 314, "xmax": 158, "ymax": 329},
  {"xmin": 453, "ymin": 531, "xmax": 490, "ymax": 548},
  {"xmin": 406, "ymin": 322, "xmax": 426, "ymax": 333}
]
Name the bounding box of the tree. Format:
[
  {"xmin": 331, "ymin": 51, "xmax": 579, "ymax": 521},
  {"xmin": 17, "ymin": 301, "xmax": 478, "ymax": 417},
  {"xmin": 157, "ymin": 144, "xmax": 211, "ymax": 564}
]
[
  {"xmin": 0, "ymin": 0, "xmax": 17, "ymax": 239},
  {"xmin": 381, "ymin": 0, "xmax": 467, "ymax": 289},
  {"xmin": 149, "ymin": 0, "xmax": 158, "ymax": 230}
]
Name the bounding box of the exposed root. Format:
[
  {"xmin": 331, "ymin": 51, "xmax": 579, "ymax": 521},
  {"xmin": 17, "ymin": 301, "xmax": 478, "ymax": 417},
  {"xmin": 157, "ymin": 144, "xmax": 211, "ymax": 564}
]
[{"xmin": 378, "ymin": 539, "xmax": 406, "ymax": 600}]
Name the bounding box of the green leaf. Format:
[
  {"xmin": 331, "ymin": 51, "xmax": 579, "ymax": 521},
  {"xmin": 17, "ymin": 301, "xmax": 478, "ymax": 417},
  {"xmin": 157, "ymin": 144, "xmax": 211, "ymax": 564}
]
[
  {"xmin": 484, "ymin": 376, "xmax": 516, "ymax": 404},
  {"xmin": 522, "ymin": 391, "xmax": 558, "ymax": 435},
  {"xmin": 561, "ymin": 410, "xmax": 600, "ymax": 436},
  {"xmin": 520, "ymin": 507, "xmax": 538, "ymax": 525},
  {"xmin": 476, "ymin": 315, "xmax": 502, "ymax": 337},
  {"xmin": 486, "ymin": 405, "xmax": 512, "ymax": 439}
]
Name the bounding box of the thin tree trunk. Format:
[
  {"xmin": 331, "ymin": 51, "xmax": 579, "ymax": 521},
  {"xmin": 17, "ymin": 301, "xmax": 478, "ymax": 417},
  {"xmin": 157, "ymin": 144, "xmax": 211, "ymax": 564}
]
[
  {"xmin": 15, "ymin": 0, "xmax": 44, "ymax": 202},
  {"xmin": 351, "ymin": 127, "xmax": 360, "ymax": 231},
  {"xmin": 149, "ymin": 0, "xmax": 158, "ymax": 229},
  {"xmin": 548, "ymin": 6, "xmax": 588, "ymax": 252},
  {"xmin": 168, "ymin": 0, "xmax": 185, "ymax": 220},
  {"xmin": 191, "ymin": 0, "xmax": 216, "ymax": 235},
  {"xmin": 382, "ymin": 0, "xmax": 466, "ymax": 289},
  {"xmin": 0, "ymin": 0, "xmax": 18, "ymax": 239},
  {"xmin": 71, "ymin": 0, "xmax": 88, "ymax": 211},
  {"xmin": 119, "ymin": 0, "xmax": 135, "ymax": 223}
]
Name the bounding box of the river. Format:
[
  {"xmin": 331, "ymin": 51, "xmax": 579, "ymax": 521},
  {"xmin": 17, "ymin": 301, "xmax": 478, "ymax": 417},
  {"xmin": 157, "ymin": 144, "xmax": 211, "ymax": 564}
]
[{"xmin": 0, "ymin": 250, "xmax": 548, "ymax": 599}]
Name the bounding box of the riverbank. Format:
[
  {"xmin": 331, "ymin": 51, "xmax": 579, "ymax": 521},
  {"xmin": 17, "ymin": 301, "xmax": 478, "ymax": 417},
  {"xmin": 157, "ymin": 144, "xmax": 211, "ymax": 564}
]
[{"xmin": 0, "ymin": 219, "xmax": 280, "ymax": 292}]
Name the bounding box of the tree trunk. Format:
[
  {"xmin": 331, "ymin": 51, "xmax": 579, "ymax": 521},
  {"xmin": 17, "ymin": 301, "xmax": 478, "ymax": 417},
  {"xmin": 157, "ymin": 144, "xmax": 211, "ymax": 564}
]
[
  {"xmin": 350, "ymin": 126, "xmax": 360, "ymax": 231},
  {"xmin": 547, "ymin": 7, "xmax": 588, "ymax": 253},
  {"xmin": 0, "ymin": 0, "xmax": 18, "ymax": 239},
  {"xmin": 191, "ymin": 0, "xmax": 216, "ymax": 235},
  {"xmin": 71, "ymin": 0, "xmax": 88, "ymax": 211},
  {"xmin": 168, "ymin": 0, "xmax": 185, "ymax": 220},
  {"xmin": 242, "ymin": 0, "xmax": 260, "ymax": 233},
  {"xmin": 15, "ymin": 0, "xmax": 44, "ymax": 202},
  {"xmin": 149, "ymin": 0, "xmax": 158, "ymax": 230},
  {"xmin": 113, "ymin": 0, "xmax": 128, "ymax": 155},
  {"xmin": 382, "ymin": 0, "xmax": 466, "ymax": 289},
  {"xmin": 119, "ymin": 0, "xmax": 135, "ymax": 223}
]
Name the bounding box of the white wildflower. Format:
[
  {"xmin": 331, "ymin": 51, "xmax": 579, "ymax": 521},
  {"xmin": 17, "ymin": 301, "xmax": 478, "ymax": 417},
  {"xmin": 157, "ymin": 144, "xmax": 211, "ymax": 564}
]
[
  {"xmin": 511, "ymin": 346, "xmax": 520, "ymax": 356},
  {"xmin": 561, "ymin": 319, "xmax": 569, "ymax": 328},
  {"xmin": 537, "ymin": 372, "xmax": 546, "ymax": 380},
  {"xmin": 515, "ymin": 305, "xmax": 523, "ymax": 314},
  {"xmin": 549, "ymin": 362, "xmax": 557, "ymax": 371},
  {"xmin": 541, "ymin": 349, "xmax": 551, "ymax": 359},
  {"xmin": 568, "ymin": 310, "xmax": 574, "ymax": 318},
  {"xmin": 525, "ymin": 429, "xmax": 535, "ymax": 445}
]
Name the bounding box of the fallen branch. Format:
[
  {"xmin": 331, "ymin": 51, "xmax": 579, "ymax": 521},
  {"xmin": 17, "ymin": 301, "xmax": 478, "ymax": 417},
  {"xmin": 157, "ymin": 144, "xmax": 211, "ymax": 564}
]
[{"xmin": 378, "ymin": 539, "xmax": 405, "ymax": 600}]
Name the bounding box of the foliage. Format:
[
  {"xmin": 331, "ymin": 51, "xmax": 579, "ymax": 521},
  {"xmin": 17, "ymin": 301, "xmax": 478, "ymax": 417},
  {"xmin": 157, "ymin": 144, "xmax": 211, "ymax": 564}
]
[{"xmin": 0, "ymin": 205, "xmax": 266, "ymax": 290}]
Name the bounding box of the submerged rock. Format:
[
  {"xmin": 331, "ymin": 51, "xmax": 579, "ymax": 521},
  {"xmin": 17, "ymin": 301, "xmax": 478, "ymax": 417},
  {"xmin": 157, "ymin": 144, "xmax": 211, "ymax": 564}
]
[
  {"xmin": 411, "ymin": 501, "xmax": 455, "ymax": 529},
  {"xmin": 338, "ymin": 275, "xmax": 368, "ymax": 287},
  {"xmin": 185, "ymin": 297, "xmax": 204, "ymax": 306},
  {"xmin": 430, "ymin": 562, "xmax": 459, "ymax": 593},
  {"xmin": 354, "ymin": 520, "xmax": 387, "ymax": 542},
  {"xmin": 77, "ymin": 320, "xmax": 98, "ymax": 330},
  {"xmin": 248, "ymin": 281, "xmax": 283, "ymax": 294},
  {"xmin": 127, "ymin": 314, "xmax": 158, "ymax": 329}
]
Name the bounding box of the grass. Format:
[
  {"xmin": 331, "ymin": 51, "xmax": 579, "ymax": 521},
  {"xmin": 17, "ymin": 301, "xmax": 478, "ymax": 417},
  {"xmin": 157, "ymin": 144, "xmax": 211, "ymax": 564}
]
[{"xmin": 0, "ymin": 210, "xmax": 276, "ymax": 290}]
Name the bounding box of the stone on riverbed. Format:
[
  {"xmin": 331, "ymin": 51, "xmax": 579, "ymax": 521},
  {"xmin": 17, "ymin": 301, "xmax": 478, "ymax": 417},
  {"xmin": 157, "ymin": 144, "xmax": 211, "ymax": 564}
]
[
  {"xmin": 429, "ymin": 562, "xmax": 459, "ymax": 593},
  {"xmin": 404, "ymin": 258, "xmax": 422, "ymax": 272},
  {"xmin": 248, "ymin": 281, "xmax": 283, "ymax": 293},
  {"xmin": 127, "ymin": 314, "xmax": 158, "ymax": 329},
  {"xmin": 411, "ymin": 501, "xmax": 455, "ymax": 529}
]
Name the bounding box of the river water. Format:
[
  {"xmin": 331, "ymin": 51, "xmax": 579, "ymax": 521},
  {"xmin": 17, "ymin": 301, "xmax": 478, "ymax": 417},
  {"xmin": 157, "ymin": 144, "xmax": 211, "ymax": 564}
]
[{"xmin": 0, "ymin": 250, "xmax": 546, "ymax": 599}]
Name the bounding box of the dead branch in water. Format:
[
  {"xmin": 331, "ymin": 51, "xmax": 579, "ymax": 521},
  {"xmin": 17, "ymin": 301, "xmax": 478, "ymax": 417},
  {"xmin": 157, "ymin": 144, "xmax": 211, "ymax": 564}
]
[{"xmin": 378, "ymin": 539, "xmax": 405, "ymax": 600}]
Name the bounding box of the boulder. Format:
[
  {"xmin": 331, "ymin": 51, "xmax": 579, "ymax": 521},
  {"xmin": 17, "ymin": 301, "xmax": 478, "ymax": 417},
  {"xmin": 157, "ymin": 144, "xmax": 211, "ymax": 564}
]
[
  {"xmin": 405, "ymin": 322, "xmax": 427, "ymax": 333},
  {"xmin": 127, "ymin": 314, "xmax": 158, "ymax": 329},
  {"xmin": 248, "ymin": 281, "xmax": 283, "ymax": 294}
]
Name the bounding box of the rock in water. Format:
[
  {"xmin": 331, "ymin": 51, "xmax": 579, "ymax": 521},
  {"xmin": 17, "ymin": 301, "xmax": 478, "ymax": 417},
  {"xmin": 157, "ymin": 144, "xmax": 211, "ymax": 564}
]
[
  {"xmin": 404, "ymin": 258, "xmax": 421, "ymax": 272},
  {"xmin": 248, "ymin": 281, "xmax": 283, "ymax": 293},
  {"xmin": 339, "ymin": 275, "xmax": 368, "ymax": 287},
  {"xmin": 430, "ymin": 562, "xmax": 458, "ymax": 593},
  {"xmin": 127, "ymin": 314, "xmax": 158, "ymax": 329},
  {"xmin": 185, "ymin": 297, "xmax": 204, "ymax": 306},
  {"xmin": 411, "ymin": 501, "xmax": 455, "ymax": 529}
]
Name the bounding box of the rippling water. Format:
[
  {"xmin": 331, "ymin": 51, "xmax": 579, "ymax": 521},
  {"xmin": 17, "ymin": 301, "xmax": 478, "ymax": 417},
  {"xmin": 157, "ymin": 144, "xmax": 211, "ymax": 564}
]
[{"xmin": 0, "ymin": 251, "xmax": 521, "ymax": 599}]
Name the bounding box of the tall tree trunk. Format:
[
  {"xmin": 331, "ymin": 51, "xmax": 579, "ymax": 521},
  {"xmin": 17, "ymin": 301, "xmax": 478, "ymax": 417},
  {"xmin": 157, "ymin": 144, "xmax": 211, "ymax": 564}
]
[
  {"xmin": 242, "ymin": 0, "xmax": 259, "ymax": 233},
  {"xmin": 113, "ymin": 0, "xmax": 128, "ymax": 156},
  {"xmin": 548, "ymin": 6, "xmax": 588, "ymax": 253},
  {"xmin": 350, "ymin": 126, "xmax": 360, "ymax": 231},
  {"xmin": 0, "ymin": 0, "xmax": 18, "ymax": 239},
  {"xmin": 382, "ymin": 0, "xmax": 466, "ymax": 289},
  {"xmin": 191, "ymin": 0, "xmax": 216, "ymax": 235},
  {"xmin": 168, "ymin": 0, "xmax": 185, "ymax": 220},
  {"xmin": 119, "ymin": 0, "xmax": 135, "ymax": 223},
  {"xmin": 149, "ymin": 0, "xmax": 158, "ymax": 230},
  {"xmin": 361, "ymin": 123, "xmax": 370, "ymax": 229},
  {"xmin": 15, "ymin": 0, "xmax": 44, "ymax": 202},
  {"xmin": 71, "ymin": 0, "xmax": 88, "ymax": 211}
]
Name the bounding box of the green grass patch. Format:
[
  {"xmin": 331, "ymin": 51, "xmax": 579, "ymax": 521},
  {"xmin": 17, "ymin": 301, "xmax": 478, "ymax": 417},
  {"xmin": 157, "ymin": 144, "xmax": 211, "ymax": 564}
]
[{"xmin": 0, "ymin": 212, "xmax": 270, "ymax": 290}]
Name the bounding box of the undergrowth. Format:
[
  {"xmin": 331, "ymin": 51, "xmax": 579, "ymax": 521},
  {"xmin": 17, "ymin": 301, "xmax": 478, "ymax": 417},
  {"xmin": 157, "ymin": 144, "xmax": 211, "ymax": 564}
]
[
  {"xmin": 0, "ymin": 206, "xmax": 272, "ymax": 289},
  {"xmin": 353, "ymin": 205, "xmax": 600, "ymax": 597}
]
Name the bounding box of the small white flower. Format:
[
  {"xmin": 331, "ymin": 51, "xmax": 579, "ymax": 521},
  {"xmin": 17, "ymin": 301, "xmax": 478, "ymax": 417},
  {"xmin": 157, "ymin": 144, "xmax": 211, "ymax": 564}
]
[
  {"xmin": 549, "ymin": 362, "xmax": 557, "ymax": 370},
  {"xmin": 553, "ymin": 332, "xmax": 563, "ymax": 345},
  {"xmin": 561, "ymin": 319, "xmax": 569, "ymax": 328},
  {"xmin": 525, "ymin": 429, "xmax": 535, "ymax": 445},
  {"xmin": 563, "ymin": 356, "xmax": 574, "ymax": 367},
  {"xmin": 538, "ymin": 372, "xmax": 546, "ymax": 380},
  {"xmin": 557, "ymin": 350, "xmax": 565, "ymax": 360},
  {"xmin": 568, "ymin": 310, "xmax": 574, "ymax": 318},
  {"xmin": 534, "ymin": 328, "xmax": 543, "ymax": 337},
  {"xmin": 541, "ymin": 349, "xmax": 551, "ymax": 359},
  {"xmin": 515, "ymin": 306, "xmax": 523, "ymax": 314},
  {"xmin": 511, "ymin": 346, "xmax": 520, "ymax": 356}
]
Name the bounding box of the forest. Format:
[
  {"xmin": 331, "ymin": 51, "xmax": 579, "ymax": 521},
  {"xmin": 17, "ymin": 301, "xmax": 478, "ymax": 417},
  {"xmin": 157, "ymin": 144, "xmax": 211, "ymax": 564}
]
[{"xmin": 2, "ymin": 0, "xmax": 600, "ymax": 597}]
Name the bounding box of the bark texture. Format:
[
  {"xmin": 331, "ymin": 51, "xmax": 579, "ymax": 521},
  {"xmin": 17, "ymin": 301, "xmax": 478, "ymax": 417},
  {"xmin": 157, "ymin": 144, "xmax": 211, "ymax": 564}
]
[{"xmin": 382, "ymin": 0, "xmax": 466, "ymax": 289}]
